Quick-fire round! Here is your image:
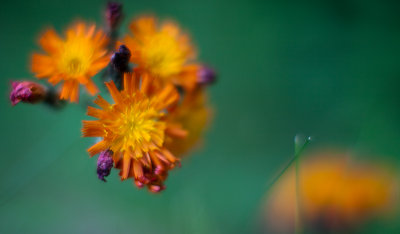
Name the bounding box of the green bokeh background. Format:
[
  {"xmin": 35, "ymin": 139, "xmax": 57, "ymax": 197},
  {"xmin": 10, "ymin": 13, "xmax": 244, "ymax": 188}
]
[{"xmin": 1, "ymin": 0, "xmax": 400, "ymax": 233}]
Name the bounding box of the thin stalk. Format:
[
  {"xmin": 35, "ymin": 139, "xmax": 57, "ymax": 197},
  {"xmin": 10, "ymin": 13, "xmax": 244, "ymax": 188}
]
[
  {"xmin": 266, "ymin": 137, "xmax": 311, "ymax": 190},
  {"xmin": 294, "ymin": 136, "xmax": 309, "ymax": 234},
  {"xmin": 295, "ymin": 155, "xmax": 302, "ymax": 234}
]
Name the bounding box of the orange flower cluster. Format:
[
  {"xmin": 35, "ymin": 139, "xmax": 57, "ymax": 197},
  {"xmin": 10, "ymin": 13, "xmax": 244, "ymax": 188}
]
[
  {"xmin": 123, "ymin": 16, "xmax": 200, "ymax": 91},
  {"xmin": 10, "ymin": 3, "xmax": 215, "ymax": 193},
  {"xmin": 32, "ymin": 23, "xmax": 110, "ymax": 102}
]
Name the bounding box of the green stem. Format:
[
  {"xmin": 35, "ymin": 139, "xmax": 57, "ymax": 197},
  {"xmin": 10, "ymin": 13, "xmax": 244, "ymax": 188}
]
[
  {"xmin": 266, "ymin": 137, "xmax": 311, "ymax": 190},
  {"xmin": 295, "ymin": 139, "xmax": 304, "ymax": 234}
]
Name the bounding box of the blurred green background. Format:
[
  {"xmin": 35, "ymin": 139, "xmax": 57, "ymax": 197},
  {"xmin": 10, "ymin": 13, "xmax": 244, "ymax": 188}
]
[{"xmin": 1, "ymin": 0, "xmax": 400, "ymax": 233}]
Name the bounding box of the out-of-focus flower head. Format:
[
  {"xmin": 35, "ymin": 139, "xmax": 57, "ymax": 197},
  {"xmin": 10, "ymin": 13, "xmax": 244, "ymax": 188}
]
[
  {"xmin": 10, "ymin": 81, "xmax": 46, "ymax": 106},
  {"xmin": 122, "ymin": 16, "xmax": 200, "ymax": 91},
  {"xmin": 82, "ymin": 72, "xmax": 187, "ymax": 192},
  {"xmin": 97, "ymin": 149, "xmax": 114, "ymax": 181},
  {"xmin": 165, "ymin": 89, "xmax": 211, "ymax": 157},
  {"xmin": 262, "ymin": 151, "xmax": 399, "ymax": 233},
  {"xmin": 31, "ymin": 22, "xmax": 110, "ymax": 102}
]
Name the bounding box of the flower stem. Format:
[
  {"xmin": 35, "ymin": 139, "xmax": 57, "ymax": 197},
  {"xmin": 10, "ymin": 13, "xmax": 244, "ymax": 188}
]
[
  {"xmin": 294, "ymin": 136, "xmax": 310, "ymax": 234},
  {"xmin": 266, "ymin": 136, "xmax": 311, "ymax": 191}
]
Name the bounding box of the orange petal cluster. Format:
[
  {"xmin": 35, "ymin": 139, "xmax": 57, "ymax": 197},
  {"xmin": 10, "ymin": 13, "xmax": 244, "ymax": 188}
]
[
  {"xmin": 123, "ymin": 16, "xmax": 200, "ymax": 91},
  {"xmin": 82, "ymin": 73, "xmax": 187, "ymax": 192},
  {"xmin": 165, "ymin": 89, "xmax": 211, "ymax": 157},
  {"xmin": 31, "ymin": 22, "xmax": 110, "ymax": 102}
]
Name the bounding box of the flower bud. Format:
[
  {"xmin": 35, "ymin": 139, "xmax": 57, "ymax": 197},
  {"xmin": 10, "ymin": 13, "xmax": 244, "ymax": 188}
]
[
  {"xmin": 197, "ymin": 65, "xmax": 216, "ymax": 85},
  {"xmin": 105, "ymin": 2, "xmax": 123, "ymax": 30},
  {"xmin": 97, "ymin": 150, "xmax": 114, "ymax": 182},
  {"xmin": 10, "ymin": 81, "xmax": 46, "ymax": 106},
  {"xmin": 109, "ymin": 45, "xmax": 131, "ymax": 89},
  {"xmin": 111, "ymin": 45, "xmax": 131, "ymax": 73}
]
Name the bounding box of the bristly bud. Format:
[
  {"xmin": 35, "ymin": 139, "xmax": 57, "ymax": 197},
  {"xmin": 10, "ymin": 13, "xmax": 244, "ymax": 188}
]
[
  {"xmin": 197, "ymin": 65, "xmax": 216, "ymax": 85},
  {"xmin": 109, "ymin": 45, "xmax": 131, "ymax": 89},
  {"xmin": 97, "ymin": 150, "xmax": 114, "ymax": 182},
  {"xmin": 111, "ymin": 45, "xmax": 131, "ymax": 73},
  {"xmin": 10, "ymin": 81, "xmax": 46, "ymax": 106},
  {"xmin": 105, "ymin": 2, "xmax": 123, "ymax": 30}
]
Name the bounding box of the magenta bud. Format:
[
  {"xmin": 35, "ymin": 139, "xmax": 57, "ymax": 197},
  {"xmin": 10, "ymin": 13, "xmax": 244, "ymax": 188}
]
[
  {"xmin": 10, "ymin": 81, "xmax": 46, "ymax": 106},
  {"xmin": 197, "ymin": 65, "xmax": 216, "ymax": 85},
  {"xmin": 97, "ymin": 150, "xmax": 114, "ymax": 182}
]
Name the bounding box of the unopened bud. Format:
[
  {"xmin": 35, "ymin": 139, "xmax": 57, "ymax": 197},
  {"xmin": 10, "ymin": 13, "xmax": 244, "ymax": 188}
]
[
  {"xmin": 197, "ymin": 65, "xmax": 216, "ymax": 85},
  {"xmin": 10, "ymin": 81, "xmax": 46, "ymax": 106},
  {"xmin": 111, "ymin": 45, "xmax": 131, "ymax": 73},
  {"xmin": 97, "ymin": 150, "xmax": 114, "ymax": 182},
  {"xmin": 105, "ymin": 2, "xmax": 123, "ymax": 30}
]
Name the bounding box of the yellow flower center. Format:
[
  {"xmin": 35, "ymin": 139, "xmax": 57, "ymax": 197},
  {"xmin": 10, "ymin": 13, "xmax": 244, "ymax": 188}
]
[
  {"xmin": 59, "ymin": 38, "xmax": 93, "ymax": 77},
  {"xmin": 141, "ymin": 32, "xmax": 185, "ymax": 78},
  {"xmin": 67, "ymin": 58, "xmax": 85, "ymax": 75},
  {"xmin": 109, "ymin": 97, "xmax": 166, "ymax": 157}
]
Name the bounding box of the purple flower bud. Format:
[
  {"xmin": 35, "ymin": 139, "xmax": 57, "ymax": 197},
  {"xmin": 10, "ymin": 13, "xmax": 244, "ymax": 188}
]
[
  {"xmin": 10, "ymin": 81, "xmax": 46, "ymax": 106},
  {"xmin": 197, "ymin": 65, "xmax": 216, "ymax": 85},
  {"xmin": 97, "ymin": 150, "xmax": 114, "ymax": 182},
  {"xmin": 111, "ymin": 45, "xmax": 131, "ymax": 73},
  {"xmin": 106, "ymin": 2, "xmax": 123, "ymax": 29}
]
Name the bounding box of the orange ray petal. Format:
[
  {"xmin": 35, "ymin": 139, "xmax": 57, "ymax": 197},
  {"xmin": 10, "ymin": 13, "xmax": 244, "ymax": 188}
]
[
  {"xmin": 84, "ymin": 79, "xmax": 99, "ymax": 96},
  {"xmin": 140, "ymin": 73, "xmax": 152, "ymax": 95},
  {"xmin": 69, "ymin": 80, "xmax": 80, "ymax": 102},
  {"xmin": 87, "ymin": 140, "xmax": 109, "ymax": 157},
  {"xmin": 161, "ymin": 148, "xmax": 178, "ymax": 164},
  {"xmin": 120, "ymin": 153, "xmax": 131, "ymax": 180},
  {"xmin": 160, "ymin": 21, "xmax": 180, "ymax": 38},
  {"xmin": 31, "ymin": 54, "xmax": 54, "ymax": 78},
  {"xmin": 94, "ymin": 95, "xmax": 111, "ymax": 110},
  {"xmin": 39, "ymin": 28, "xmax": 63, "ymax": 54},
  {"xmin": 48, "ymin": 74, "xmax": 63, "ymax": 85},
  {"xmin": 105, "ymin": 80, "xmax": 123, "ymax": 104},
  {"xmin": 82, "ymin": 120, "xmax": 105, "ymax": 137},
  {"xmin": 87, "ymin": 106, "xmax": 104, "ymax": 119},
  {"xmin": 166, "ymin": 124, "xmax": 188, "ymax": 138},
  {"xmin": 133, "ymin": 160, "xmax": 144, "ymax": 179},
  {"xmin": 123, "ymin": 73, "xmax": 133, "ymax": 94},
  {"xmin": 60, "ymin": 80, "xmax": 73, "ymax": 100},
  {"xmin": 129, "ymin": 16, "xmax": 156, "ymax": 41}
]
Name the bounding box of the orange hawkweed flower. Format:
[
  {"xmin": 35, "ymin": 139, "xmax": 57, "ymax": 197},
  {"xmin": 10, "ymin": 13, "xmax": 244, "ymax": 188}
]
[
  {"xmin": 122, "ymin": 16, "xmax": 200, "ymax": 91},
  {"xmin": 31, "ymin": 22, "xmax": 109, "ymax": 102},
  {"xmin": 263, "ymin": 151, "xmax": 398, "ymax": 233},
  {"xmin": 165, "ymin": 89, "xmax": 211, "ymax": 157},
  {"xmin": 82, "ymin": 72, "xmax": 187, "ymax": 192}
]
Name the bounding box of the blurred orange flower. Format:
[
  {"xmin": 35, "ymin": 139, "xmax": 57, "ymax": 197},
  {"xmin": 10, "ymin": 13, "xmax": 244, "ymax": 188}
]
[
  {"xmin": 82, "ymin": 72, "xmax": 187, "ymax": 192},
  {"xmin": 165, "ymin": 89, "xmax": 211, "ymax": 157},
  {"xmin": 32, "ymin": 22, "xmax": 109, "ymax": 102},
  {"xmin": 263, "ymin": 151, "xmax": 398, "ymax": 233},
  {"xmin": 122, "ymin": 16, "xmax": 200, "ymax": 91}
]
